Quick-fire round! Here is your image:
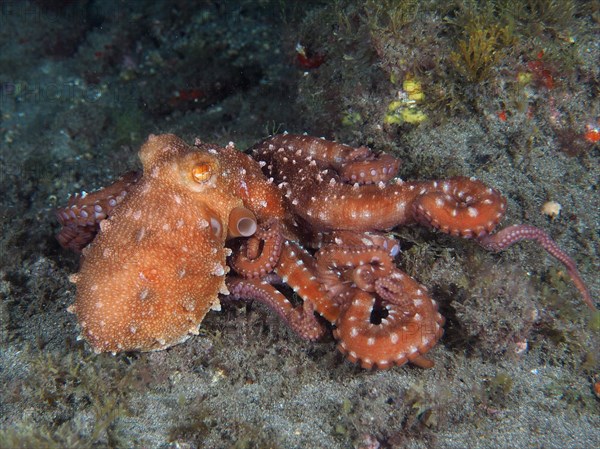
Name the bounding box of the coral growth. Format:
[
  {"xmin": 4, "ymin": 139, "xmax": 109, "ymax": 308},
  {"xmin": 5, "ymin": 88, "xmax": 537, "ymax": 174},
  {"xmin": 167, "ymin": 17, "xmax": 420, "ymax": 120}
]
[{"xmin": 450, "ymin": 21, "xmax": 515, "ymax": 83}]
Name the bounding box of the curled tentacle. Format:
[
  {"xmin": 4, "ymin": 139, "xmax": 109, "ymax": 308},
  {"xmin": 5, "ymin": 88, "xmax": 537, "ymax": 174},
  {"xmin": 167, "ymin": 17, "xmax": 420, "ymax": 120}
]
[
  {"xmin": 253, "ymin": 136, "xmax": 509, "ymax": 235},
  {"xmin": 56, "ymin": 171, "xmax": 141, "ymax": 252},
  {"xmin": 227, "ymin": 277, "xmax": 326, "ymax": 341},
  {"xmin": 276, "ymin": 241, "xmax": 340, "ymax": 323},
  {"xmin": 412, "ymin": 177, "xmax": 507, "ymax": 238},
  {"xmin": 315, "ymin": 244, "xmax": 394, "ymax": 301},
  {"xmin": 253, "ymin": 134, "xmax": 414, "ymax": 231},
  {"xmin": 352, "ymin": 265, "xmax": 379, "ymax": 292},
  {"xmin": 375, "ymin": 272, "xmax": 408, "ymax": 306},
  {"xmin": 229, "ymin": 219, "xmax": 283, "ymax": 278},
  {"xmin": 228, "ymin": 239, "xmax": 334, "ymax": 340},
  {"xmin": 333, "ymin": 270, "xmax": 444, "ymax": 369},
  {"xmin": 478, "ymin": 224, "xmax": 595, "ymax": 310}
]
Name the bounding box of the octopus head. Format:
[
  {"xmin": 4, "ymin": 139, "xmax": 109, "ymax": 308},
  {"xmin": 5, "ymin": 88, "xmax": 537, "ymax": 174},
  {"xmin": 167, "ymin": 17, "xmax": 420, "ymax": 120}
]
[{"xmin": 139, "ymin": 133, "xmax": 257, "ymax": 240}]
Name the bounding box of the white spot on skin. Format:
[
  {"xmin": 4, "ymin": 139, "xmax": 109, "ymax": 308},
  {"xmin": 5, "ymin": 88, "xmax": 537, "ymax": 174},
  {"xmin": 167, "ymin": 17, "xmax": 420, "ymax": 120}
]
[
  {"xmin": 467, "ymin": 207, "xmax": 479, "ymax": 217},
  {"xmin": 212, "ymin": 263, "xmax": 225, "ymax": 276},
  {"xmin": 136, "ymin": 227, "xmax": 146, "ymax": 242},
  {"xmin": 182, "ymin": 296, "xmax": 196, "ymax": 311}
]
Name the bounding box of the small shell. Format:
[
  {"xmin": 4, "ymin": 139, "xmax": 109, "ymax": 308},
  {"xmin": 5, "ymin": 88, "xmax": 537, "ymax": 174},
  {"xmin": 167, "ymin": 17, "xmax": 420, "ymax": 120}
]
[{"xmin": 541, "ymin": 201, "xmax": 561, "ymax": 218}]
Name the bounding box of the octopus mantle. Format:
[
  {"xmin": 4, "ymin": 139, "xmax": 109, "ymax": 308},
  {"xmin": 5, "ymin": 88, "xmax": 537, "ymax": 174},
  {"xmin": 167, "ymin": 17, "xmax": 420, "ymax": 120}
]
[{"xmin": 56, "ymin": 133, "xmax": 594, "ymax": 369}]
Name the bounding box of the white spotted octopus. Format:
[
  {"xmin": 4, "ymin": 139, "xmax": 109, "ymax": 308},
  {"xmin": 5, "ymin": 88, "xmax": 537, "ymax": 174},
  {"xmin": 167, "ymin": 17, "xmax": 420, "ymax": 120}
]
[{"xmin": 56, "ymin": 133, "xmax": 595, "ymax": 369}]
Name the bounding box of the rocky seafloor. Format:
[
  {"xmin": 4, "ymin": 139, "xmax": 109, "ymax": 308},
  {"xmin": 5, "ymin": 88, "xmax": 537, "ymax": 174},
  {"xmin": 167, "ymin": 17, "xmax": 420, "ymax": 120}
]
[{"xmin": 0, "ymin": 1, "xmax": 598, "ymax": 448}]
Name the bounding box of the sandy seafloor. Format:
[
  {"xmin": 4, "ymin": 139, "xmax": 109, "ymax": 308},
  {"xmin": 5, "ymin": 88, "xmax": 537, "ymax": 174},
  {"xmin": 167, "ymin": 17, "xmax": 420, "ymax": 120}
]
[{"xmin": 0, "ymin": 1, "xmax": 598, "ymax": 448}]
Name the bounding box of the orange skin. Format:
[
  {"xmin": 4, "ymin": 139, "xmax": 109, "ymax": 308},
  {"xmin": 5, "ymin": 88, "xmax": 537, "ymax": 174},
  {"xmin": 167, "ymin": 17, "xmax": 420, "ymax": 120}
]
[{"xmin": 67, "ymin": 134, "xmax": 285, "ymax": 353}]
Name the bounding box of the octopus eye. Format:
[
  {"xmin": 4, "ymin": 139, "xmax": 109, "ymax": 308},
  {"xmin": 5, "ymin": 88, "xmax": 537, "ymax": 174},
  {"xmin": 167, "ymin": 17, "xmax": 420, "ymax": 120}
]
[{"xmin": 192, "ymin": 163, "xmax": 212, "ymax": 183}]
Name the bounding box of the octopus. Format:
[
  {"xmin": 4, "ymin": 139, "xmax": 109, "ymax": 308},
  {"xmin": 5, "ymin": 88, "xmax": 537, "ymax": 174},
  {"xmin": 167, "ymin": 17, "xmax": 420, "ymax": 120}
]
[{"xmin": 56, "ymin": 133, "xmax": 595, "ymax": 369}]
